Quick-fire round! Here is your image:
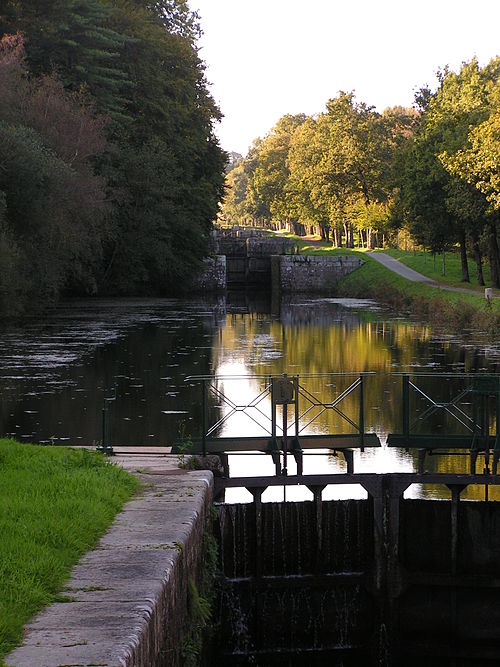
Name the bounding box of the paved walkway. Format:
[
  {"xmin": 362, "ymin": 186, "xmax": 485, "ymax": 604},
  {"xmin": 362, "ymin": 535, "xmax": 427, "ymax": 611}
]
[
  {"xmin": 300, "ymin": 236, "xmax": 496, "ymax": 298},
  {"xmin": 368, "ymin": 251, "xmax": 498, "ymax": 298},
  {"xmin": 5, "ymin": 448, "xmax": 213, "ymax": 667}
]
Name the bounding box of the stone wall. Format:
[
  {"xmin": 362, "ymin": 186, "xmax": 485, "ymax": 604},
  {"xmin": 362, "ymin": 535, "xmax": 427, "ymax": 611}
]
[
  {"xmin": 5, "ymin": 458, "xmax": 214, "ymax": 667},
  {"xmin": 271, "ymin": 255, "xmax": 363, "ymax": 293},
  {"xmin": 190, "ymin": 255, "xmax": 226, "ymax": 292}
]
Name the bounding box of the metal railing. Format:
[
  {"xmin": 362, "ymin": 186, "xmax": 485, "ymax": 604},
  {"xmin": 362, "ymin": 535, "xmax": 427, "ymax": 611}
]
[{"xmin": 387, "ymin": 373, "xmax": 500, "ymax": 473}]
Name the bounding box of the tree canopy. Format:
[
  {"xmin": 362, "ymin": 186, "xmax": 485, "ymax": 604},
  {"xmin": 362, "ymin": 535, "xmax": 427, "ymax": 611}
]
[
  {"xmin": 0, "ymin": 1, "xmax": 226, "ymax": 314},
  {"xmin": 221, "ymin": 58, "xmax": 500, "ymax": 286}
]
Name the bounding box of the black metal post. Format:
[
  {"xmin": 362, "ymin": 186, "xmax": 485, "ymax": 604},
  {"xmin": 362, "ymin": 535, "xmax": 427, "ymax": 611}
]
[
  {"xmin": 282, "ymin": 401, "xmax": 288, "ymax": 476},
  {"xmin": 359, "ymin": 374, "xmax": 365, "ymax": 450},
  {"xmin": 202, "ymin": 379, "xmax": 207, "ymax": 457},
  {"xmin": 402, "ymin": 374, "xmax": 410, "ymax": 443},
  {"xmin": 97, "ymin": 397, "xmax": 115, "ymax": 456}
]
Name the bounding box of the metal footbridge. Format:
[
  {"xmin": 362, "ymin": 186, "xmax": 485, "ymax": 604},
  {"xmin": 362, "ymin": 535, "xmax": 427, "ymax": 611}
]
[{"xmin": 171, "ymin": 371, "xmax": 500, "ymax": 481}]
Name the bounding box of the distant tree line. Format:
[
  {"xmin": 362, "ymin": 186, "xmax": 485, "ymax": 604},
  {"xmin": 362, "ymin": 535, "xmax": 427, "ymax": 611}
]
[
  {"xmin": 0, "ymin": 1, "xmax": 226, "ymax": 315},
  {"xmin": 222, "ymin": 59, "xmax": 500, "ymax": 287}
]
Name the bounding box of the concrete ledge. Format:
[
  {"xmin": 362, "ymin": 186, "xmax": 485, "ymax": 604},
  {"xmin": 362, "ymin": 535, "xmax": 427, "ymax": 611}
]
[{"xmin": 5, "ymin": 453, "xmax": 213, "ymax": 667}]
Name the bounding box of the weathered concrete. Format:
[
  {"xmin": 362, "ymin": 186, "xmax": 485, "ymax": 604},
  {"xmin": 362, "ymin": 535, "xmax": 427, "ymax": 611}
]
[
  {"xmin": 5, "ymin": 449, "xmax": 213, "ymax": 667},
  {"xmin": 190, "ymin": 255, "xmax": 226, "ymax": 292},
  {"xmin": 272, "ymin": 254, "xmax": 364, "ymax": 293}
]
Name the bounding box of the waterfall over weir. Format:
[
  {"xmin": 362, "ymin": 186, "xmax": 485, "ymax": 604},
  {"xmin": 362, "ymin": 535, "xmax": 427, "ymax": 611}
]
[{"xmin": 210, "ymin": 497, "xmax": 500, "ymax": 667}]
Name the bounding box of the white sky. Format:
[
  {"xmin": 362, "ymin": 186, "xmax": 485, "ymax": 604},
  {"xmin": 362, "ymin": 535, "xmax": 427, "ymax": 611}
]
[{"xmin": 188, "ymin": 0, "xmax": 500, "ymax": 156}]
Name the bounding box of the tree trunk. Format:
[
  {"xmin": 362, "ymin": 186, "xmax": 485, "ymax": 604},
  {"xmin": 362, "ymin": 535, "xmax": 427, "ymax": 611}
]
[
  {"xmin": 442, "ymin": 251, "xmax": 446, "ymax": 276},
  {"xmin": 489, "ymin": 221, "xmax": 500, "ymax": 288},
  {"xmin": 459, "ymin": 232, "xmax": 470, "ymax": 282},
  {"xmin": 471, "ymin": 232, "xmax": 485, "ymax": 286},
  {"xmin": 349, "ymin": 224, "xmax": 354, "ymax": 248}
]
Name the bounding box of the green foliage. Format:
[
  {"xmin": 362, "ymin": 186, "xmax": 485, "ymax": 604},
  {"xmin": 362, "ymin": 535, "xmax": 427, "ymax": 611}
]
[
  {"xmin": 179, "ymin": 523, "xmax": 218, "ymax": 666},
  {"xmin": 398, "ymin": 58, "xmax": 500, "ymax": 284},
  {"xmin": 0, "ymin": 439, "xmax": 138, "ymax": 660},
  {"xmin": 0, "ymin": 0, "xmax": 226, "ymax": 313},
  {"xmin": 0, "ymin": 33, "xmax": 109, "ymax": 313},
  {"xmin": 222, "ymin": 93, "xmax": 411, "ymax": 245},
  {"xmin": 442, "ymin": 108, "xmax": 500, "ymax": 211},
  {"xmin": 0, "ymin": 0, "xmax": 134, "ymax": 122}
]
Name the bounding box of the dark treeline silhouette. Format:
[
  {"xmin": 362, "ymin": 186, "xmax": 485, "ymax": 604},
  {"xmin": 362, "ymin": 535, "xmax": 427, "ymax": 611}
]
[{"xmin": 0, "ymin": 1, "xmax": 226, "ymax": 315}]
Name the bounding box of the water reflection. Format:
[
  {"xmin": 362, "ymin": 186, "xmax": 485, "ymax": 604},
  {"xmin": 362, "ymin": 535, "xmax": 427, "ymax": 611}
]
[{"xmin": 0, "ymin": 294, "xmax": 498, "ymax": 500}]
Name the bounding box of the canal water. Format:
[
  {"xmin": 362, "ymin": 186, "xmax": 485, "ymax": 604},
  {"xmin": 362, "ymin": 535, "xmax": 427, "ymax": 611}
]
[{"xmin": 0, "ymin": 293, "xmax": 498, "ymax": 500}]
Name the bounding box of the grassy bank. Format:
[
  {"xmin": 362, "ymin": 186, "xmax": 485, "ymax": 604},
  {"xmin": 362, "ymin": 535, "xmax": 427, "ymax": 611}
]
[
  {"xmin": 381, "ymin": 248, "xmax": 493, "ymax": 289},
  {"xmin": 275, "ymin": 232, "xmax": 500, "ymax": 335},
  {"xmin": 0, "ymin": 440, "xmax": 138, "ymax": 663}
]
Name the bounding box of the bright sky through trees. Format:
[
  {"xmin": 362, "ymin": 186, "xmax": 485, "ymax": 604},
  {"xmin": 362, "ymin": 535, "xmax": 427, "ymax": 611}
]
[{"xmin": 189, "ymin": 0, "xmax": 500, "ymax": 156}]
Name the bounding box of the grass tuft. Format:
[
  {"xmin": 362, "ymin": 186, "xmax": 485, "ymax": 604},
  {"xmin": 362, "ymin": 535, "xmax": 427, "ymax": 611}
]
[{"xmin": 0, "ymin": 440, "xmax": 138, "ymax": 661}]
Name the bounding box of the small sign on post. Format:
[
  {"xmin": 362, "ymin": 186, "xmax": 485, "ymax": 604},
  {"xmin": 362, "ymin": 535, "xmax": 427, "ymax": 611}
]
[{"xmin": 272, "ymin": 375, "xmax": 295, "ymax": 405}]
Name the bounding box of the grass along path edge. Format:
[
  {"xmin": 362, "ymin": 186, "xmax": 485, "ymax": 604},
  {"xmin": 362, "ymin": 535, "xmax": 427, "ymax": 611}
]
[
  {"xmin": 0, "ymin": 440, "xmax": 138, "ymax": 663},
  {"xmin": 273, "ymin": 232, "xmax": 500, "ymax": 335},
  {"xmin": 337, "ymin": 252, "xmax": 500, "ymax": 335}
]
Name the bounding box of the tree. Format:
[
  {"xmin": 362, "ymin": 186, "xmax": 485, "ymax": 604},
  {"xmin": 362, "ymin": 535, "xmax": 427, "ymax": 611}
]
[
  {"xmin": 287, "ymin": 92, "xmax": 394, "ymax": 246},
  {"xmin": 0, "ymin": 33, "xmax": 110, "ymax": 313},
  {"xmin": 222, "ymin": 162, "xmax": 250, "ymax": 224},
  {"xmin": 441, "ymin": 108, "xmax": 500, "ymax": 211},
  {"xmin": 1, "ymin": 1, "xmax": 227, "ymax": 304},
  {"xmin": 400, "ymin": 59, "xmax": 500, "ymax": 284},
  {"xmin": 0, "ymin": 0, "xmax": 133, "ymax": 122},
  {"xmin": 251, "ymin": 114, "xmax": 306, "ymax": 232}
]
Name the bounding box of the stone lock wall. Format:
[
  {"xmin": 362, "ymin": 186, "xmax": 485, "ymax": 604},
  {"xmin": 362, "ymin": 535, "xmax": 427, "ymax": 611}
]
[
  {"xmin": 271, "ymin": 255, "xmax": 364, "ymax": 293},
  {"xmin": 190, "ymin": 255, "xmax": 226, "ymax": 292}
]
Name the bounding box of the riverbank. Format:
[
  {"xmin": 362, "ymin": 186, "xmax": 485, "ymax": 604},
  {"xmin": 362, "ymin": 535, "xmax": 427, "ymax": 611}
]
[
  {"xmin": 337, "ymin": 252, "xmax": 500, "ymax": 336},
  {"xmin": 3, "ymin": 447, "xmax": 214, "ymax": 667},
  {"xmin": 277, "ymin": 233, "xmax": 500, "ymax": 337},
  {"xmin": 0, "ymin": 440, "xmax": 138, "ymax": 664}
]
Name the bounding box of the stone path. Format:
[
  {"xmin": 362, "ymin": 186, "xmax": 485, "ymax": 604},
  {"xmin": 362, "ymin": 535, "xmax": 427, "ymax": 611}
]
[{"xmin": 5, "ymin": 448, "xmax": 213, "ymax": 667}]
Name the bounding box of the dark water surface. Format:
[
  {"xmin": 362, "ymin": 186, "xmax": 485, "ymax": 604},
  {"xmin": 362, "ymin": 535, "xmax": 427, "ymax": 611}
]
[{"xmin": 0, "ymin": 294, "xmax": 499, "ymax": 498}]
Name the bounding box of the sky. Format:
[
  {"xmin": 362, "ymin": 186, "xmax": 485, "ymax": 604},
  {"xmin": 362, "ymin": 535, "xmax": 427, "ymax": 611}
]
[{"xmin": 187, "ymin": 0, "xmax": 500, "ymax": 157}]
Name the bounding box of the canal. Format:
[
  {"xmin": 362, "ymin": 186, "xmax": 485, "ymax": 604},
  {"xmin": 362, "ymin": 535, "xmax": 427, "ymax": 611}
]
[
  {"xmin": 3, "ymin": 292, "xmax": 500, "ymax": 665},
  {"xmin": 0, "ymin": 292, "xmax": 499, "ymax": 502}
]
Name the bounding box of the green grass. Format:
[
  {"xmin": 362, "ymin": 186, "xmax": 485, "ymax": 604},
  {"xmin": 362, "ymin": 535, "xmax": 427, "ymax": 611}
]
[
  {"xmin": 380, "ymin": 248, "xmax": 494, "ymax": 291},
  {"xmin": 0, "ymin": 440, "xmax": 138, "ymax": 662},
  {"xmin": 275, "ymin": 230, "xmax": 498, "ymax": 294},
  {"xmin": 337, "ymin": 252, "xmax": 500, "ymax": 333},
  {"xmin": 272, "ymin": 232, "xmax": 500, "ymax": 333}
]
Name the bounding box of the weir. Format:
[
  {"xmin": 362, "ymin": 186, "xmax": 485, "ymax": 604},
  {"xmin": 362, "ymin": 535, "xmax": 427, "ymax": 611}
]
[
  {"xmin": 174, "ymin": 371, "xmax": 500, "ymax": 666},
  {"xmin": 212, "ymin": 480, "xmax": 500, "ymax": 666}
]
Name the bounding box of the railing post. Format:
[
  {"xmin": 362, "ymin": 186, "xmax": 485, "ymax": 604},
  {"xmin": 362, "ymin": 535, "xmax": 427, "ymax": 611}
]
[
  {"xmin": 271, "ymin": 376, "xmax": 276, "ymax": 441},
  {"xmin": 294, "ymin": 376, "xmax": 299, "ymax": 439},
  {"xmin": 359, "ymin": 374, "xmax": 365, "ymax": 450},
  {"xmin": 97, "ymin": 397, "xmax": 115, "ymax": 456},
  {"xmin": 202, "ymin": 379, "xmax": 207, "ymax": 457},
  {"xmin": 402, "ymin": 374, "xmax": 410, "ymax": 443}
]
